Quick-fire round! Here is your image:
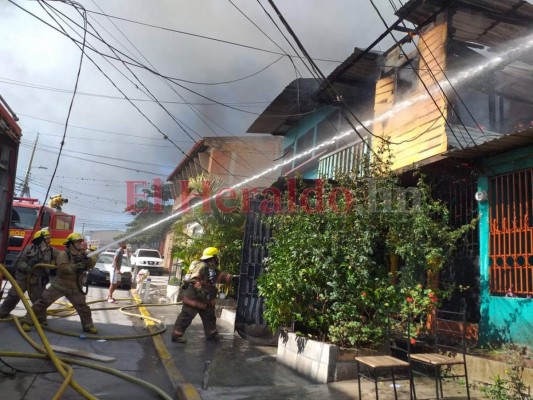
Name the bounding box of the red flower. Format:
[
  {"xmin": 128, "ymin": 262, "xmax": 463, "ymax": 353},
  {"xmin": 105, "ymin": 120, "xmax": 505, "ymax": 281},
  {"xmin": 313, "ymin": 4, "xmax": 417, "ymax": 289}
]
[
  {"xmin": 431, "ymin": 296, "xmax": 438, "ymax": 303},
  {"xmin": 406, "ymin": 297, "xmax": 414, "ymax": 303},
  {"xmin": 361, "ymin": 291, "xmax": 367, "ymax": 297},
  {"xmin": 410, "ymin": 338, "xmax": 416, "ymax": 345},
  {"xmin": 428, "ymin": 292, "xmax": 435, "ymax": 298}
]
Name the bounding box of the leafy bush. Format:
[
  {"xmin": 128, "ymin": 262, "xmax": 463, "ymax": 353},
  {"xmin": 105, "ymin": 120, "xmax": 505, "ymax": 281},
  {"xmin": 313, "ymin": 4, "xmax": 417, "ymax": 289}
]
[{"xmin": 258, "ymin": 163, "xmax": 473, "ymax": 348}]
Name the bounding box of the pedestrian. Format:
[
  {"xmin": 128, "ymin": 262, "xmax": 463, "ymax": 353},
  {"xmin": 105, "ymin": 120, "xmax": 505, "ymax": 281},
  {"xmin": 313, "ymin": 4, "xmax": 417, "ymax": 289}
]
[
  {"xmin": 107, "ymin": 241, "xmax": 127, "ymax": 303},
  {"xmin": 21, "ymin": 232, "xmax": 98, "ymax": 334},
  {"xmin": 171, "ymin": 246, "xmax": 238, "ymax": 343},
  {"xmin": 0, "ymin": 228, "xmax": 58, "ymax": 318}
]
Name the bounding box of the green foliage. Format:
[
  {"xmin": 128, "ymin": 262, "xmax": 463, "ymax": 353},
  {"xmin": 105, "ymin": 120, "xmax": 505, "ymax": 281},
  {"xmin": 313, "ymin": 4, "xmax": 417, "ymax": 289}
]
[
  {"xmin": 122, "ymin": 183, "xmax": 174, "ymax": 247},
  {"xmin": 257, "ymin": 153, "xmax": 474, "ymax": 348},
  {"xmin": 171, "ymin": 175, "xmax": 245, "ymax": 276},
  {"xmin": 481, "ymin": 344, "xmax": 531, "ymax": 400}
]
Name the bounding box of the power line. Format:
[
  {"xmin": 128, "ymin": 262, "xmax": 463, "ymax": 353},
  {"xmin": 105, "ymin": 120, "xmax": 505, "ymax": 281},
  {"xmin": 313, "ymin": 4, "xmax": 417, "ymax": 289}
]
[
  {"xmin": 379, "ymin": 1, "xmax": 481, "ymax": 150},
  {"xmin": 8, "ymin": 0, "xmax": 265, "ymax": 116},
  {"xmin": 36, "ymin": 0, "xmax": 212, "ymax": 179},
  {"xmin": 86, "ymin": 0, "xmax": 276, "ymax": 176},
  {"xmin": 368, "ymin": 0, "xmax": 467, "ymax": 150},
  {"xmin": 0, "ymin": 75, "xmax": 271, "ymax": 105},
  {"xmin": 19, "ymin": 139, "xmax": 175, "ymax": 169}
]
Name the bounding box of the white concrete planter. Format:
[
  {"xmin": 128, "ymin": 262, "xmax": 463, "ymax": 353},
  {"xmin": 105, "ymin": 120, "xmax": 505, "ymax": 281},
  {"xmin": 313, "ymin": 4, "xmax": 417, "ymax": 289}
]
[{"xmin": 276, "ymin": 331, "xmax": 377, "ymax": 383}]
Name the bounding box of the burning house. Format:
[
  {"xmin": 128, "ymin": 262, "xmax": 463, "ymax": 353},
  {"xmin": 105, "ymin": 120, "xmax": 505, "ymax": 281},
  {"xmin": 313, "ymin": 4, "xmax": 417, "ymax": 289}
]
[
  {"xmin": 246, "ymin": 0, "xmax": 533, "ymax": 347},
  {"xmin": 372, "ymin": 0, "xmax": 533, "ymax": 346}
]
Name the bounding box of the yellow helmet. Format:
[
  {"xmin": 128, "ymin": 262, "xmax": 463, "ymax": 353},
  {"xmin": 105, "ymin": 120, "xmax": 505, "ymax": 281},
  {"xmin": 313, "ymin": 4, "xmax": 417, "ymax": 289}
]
[
  {"xmin": 33, "ymin": 227, "xmax": 51, "ymax": 242},
  {"xmin": 64, "ymin": 232, "xmax": 85, "ymax": 245},
  {"xmin": 200, "ymin": 247, "xmax": 219, "ymax": 260},
  {"xmin": 88, "ymin": 245, "xmax": 98, "ymax": 251}
]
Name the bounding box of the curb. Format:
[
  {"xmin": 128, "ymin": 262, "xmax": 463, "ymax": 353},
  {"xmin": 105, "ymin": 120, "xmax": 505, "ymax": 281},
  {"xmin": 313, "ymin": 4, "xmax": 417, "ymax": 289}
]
[{"xmin": 131, "ymin": 290, "xmax": 201, "ymax": 400}]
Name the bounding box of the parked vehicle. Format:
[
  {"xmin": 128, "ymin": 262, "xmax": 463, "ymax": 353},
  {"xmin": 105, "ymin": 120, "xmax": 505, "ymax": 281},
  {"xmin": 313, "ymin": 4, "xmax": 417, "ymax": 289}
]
[
  {"xmin": 6, "ymin": 197, "xmax": 75, "ymax": 274},
  {"xmin": 85, "ymin": 251, "xmax": 132, "ymax": 289},
  {"xmin": 130, "ymin": 248, "xmax": 165, "ymax": 277},
  {"xmin": 0, "ymin": 98, "xmax": 22, "ymax": 268}
]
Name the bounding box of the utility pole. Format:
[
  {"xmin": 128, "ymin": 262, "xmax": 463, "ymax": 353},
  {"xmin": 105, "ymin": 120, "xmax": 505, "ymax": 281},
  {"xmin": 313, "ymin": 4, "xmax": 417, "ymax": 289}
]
[{"xmin": 19, "ymin": 133, "xmax": 39, "ymax": 198}]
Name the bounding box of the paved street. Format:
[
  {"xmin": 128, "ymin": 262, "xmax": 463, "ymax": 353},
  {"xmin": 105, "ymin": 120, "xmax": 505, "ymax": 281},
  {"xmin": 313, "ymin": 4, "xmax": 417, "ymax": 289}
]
[{"xmin": 0, "ymin": 278, "xmax": 488, "ymax": 399}]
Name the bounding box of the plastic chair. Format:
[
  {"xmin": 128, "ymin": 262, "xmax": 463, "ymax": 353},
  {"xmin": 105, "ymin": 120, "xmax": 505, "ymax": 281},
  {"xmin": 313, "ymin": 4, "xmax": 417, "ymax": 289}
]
[
  {"xmin": 410, "ymin": 309, "xmax": 470, "ymax": 399},
  {"xmin": 355, "ymin": 315, "xmax": 416, "ymax": 400}
]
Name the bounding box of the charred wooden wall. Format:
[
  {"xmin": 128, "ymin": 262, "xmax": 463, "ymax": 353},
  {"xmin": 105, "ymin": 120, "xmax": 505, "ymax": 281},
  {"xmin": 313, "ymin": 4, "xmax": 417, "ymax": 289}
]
[{"xmin": 373, "ymin": 11, "xmax": 449, "ymax": 170}]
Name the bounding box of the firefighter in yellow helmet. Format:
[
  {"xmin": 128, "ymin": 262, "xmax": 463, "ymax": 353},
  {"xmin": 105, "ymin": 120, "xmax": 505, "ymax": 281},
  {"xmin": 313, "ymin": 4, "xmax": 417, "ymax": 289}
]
[
  {"xmin": 21, "ymin": 232, "xmax": 98, "ymax": 334},
  {"xmin": 0, "ymin": 228, "xmax": 58, "ymax": 319},
  {"xmin": 171, "ymin": 246, "xmax": 239, "ymax": 343}
]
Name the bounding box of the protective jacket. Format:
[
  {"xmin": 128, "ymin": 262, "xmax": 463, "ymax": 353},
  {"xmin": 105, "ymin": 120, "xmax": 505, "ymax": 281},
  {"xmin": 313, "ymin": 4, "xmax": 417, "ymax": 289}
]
[
  {"xmin": 182, "ymin": 260, "xmax": 233, "ymax": 309},
  {"xmin": 52, "ymin": 250, "xmax": 96, "ymax": 294},
  {"xmin": 15, "ymin": 243, "xmax": 59, "ymax": 284}
]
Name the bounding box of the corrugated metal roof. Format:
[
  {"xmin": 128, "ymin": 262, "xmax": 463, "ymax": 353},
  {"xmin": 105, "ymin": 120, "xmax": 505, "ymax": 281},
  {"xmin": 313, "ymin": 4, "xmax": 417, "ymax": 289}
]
[
  {"xmin": 246, "ymin": 48, "xmax": 381, "ymax": 135},
  {"xmin": 246, "ymin": 78, "xmax": 320, "ymax": 134},
  {"xmin": 398, "ymin": 0, "xmax": 533, "ymax": 41},
  {"xmin": 447, "ymin": 126, "xmax": 533, "ymax": 158}
]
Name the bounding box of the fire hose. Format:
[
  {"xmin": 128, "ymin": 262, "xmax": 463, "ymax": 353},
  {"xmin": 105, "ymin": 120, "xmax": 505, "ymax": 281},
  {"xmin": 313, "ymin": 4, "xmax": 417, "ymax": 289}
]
[{"xmin": 0, "ymin": 262, "xmax": 178, "ymax": 399}]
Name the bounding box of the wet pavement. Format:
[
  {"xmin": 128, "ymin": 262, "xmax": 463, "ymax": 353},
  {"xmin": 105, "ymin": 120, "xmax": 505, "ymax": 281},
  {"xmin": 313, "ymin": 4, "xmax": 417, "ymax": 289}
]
[{"xmin": 0, "ymin": 278, "xmax": 486, "ymax": 399}]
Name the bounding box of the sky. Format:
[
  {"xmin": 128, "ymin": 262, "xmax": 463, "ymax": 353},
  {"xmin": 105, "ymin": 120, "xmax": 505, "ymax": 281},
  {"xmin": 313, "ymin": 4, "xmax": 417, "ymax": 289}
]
[{"xmin": 0, "ymin": 0, "xmax": 400, "ymax": 234}]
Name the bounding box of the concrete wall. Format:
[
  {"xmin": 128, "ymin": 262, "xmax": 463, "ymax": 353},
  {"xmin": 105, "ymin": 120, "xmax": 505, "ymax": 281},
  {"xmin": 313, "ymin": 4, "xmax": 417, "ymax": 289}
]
[
  {"xmin": 276, "ymin": 332, "xmax": 376, "ymax": 383},
  {"xmin": 478, "ymin": 145, "xmax": 533, "ymax": 346}
]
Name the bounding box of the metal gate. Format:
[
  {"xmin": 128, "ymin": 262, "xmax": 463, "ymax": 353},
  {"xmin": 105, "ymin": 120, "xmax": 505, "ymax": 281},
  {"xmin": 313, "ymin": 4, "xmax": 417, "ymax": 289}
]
[
  {"xmin": 489, "ymin": 167, "xmax": 533, "ymax": 297},
  {"xmin": 235, "ymin": 198, "xmax": 276, "ymax": 343},
  {"xmin": 438, "ymin": 176, "xmax": 480, "ymax": 322}
]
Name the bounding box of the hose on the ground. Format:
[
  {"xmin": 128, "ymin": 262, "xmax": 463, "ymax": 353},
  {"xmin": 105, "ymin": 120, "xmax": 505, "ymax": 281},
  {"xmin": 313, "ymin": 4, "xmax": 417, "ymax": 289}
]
[
  {"xmin": 0, "ymin": 262, "xmax": 95, "ymax": 399},
  {"xmin": 0, "ymin": 262, "xmax": 179, "ymax": 399},
  {"xmin": 0, "ymin": 351, "xmax": 173, "ymax": 400}
]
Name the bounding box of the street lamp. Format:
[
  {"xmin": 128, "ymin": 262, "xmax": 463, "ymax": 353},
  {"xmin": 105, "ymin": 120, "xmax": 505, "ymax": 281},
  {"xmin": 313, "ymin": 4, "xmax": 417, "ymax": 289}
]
[{"xmin": 19, "ymin": 165, "xmax": 48, "ymax": 198}]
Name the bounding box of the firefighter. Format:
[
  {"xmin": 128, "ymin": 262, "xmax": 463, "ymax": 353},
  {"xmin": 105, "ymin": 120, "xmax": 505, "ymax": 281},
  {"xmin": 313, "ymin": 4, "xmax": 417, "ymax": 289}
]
[
  {"xmin": 0, "ymin": 228, "xmax": 58, "ymax": 319},
  {"xmin": 21, "ymin": 232, "xmax": 98, "ymax": 334},
  {"xmin": 171, "ymin": 246, "xmax": 239, "ymax": 343}
]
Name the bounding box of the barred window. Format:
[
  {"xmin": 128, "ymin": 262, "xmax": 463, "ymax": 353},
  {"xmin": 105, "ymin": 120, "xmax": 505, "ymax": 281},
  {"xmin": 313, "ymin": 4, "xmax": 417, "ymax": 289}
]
[{"xmin": 489, "ymin": 167, "xmax": 533, "ymax": 297}]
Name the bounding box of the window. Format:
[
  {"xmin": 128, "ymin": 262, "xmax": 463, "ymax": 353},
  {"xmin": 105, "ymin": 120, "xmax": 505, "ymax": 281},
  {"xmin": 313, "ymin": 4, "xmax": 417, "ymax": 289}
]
[
  {"xmin": 10, "ymin": 206, "xmax": 38, "ymax": 229},
  {"xmin": 489, "ymin": 168, "xmax": 533, "ymax": 297},
  {"xmin": 55, "ymin": 214, "xmax": 74, "ymax": 230},
  {"xmin": 138, "ymin": 250, "xmax": 161, "ymax": 258}
]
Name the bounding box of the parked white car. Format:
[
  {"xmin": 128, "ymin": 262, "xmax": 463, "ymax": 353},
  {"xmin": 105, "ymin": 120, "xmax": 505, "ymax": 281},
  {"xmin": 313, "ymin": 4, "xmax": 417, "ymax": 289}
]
[{"xmin": 130, "ymin": 248, "xmax": 165, "ymax": 276}]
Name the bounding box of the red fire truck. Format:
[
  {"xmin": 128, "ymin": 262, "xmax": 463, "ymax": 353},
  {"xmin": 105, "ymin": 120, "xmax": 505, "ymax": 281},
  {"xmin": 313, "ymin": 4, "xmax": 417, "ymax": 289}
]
[
  {"xmin": 5, "ymin": 197, "xmax": 75, "ymax": 272},
  {"xmin": 0, "ymin": 96, "xmax": 21, "ymax": 268}
]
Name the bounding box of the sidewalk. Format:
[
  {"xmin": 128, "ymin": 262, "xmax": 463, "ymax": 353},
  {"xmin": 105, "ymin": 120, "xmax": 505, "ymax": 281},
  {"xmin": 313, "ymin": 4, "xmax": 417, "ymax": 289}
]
[
  {"xmin": 0, "ymin": 280, "xmax": 486, "ymax": 399},
  {"xmin": 140, "ymin": 286, "xmax": 485, "ymax": 400}
]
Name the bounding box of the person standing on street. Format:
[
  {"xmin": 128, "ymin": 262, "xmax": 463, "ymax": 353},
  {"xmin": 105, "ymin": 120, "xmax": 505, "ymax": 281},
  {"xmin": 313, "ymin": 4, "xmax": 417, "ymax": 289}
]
[
  {"xmin": 171, "ymin": 246, "xmax": 239, "ymax": 343},
  {"xmin": 0, "ymin": 228, "xmax": 58, "ymax": 318},
  {"xmin": 21, "ymin": 232, "xmax": 98, "ymax": 334},
  {"xmin": 107, "ymin": 241, "xmax": 127, "ymax": 303}
]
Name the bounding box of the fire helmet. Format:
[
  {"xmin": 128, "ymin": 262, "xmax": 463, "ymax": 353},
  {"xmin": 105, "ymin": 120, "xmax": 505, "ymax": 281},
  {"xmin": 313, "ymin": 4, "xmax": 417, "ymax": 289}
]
[
  {"xmin": 200, "ymin": 247, "xmax": 219, "ymax": 260},
  {"xmin": 64, "ymin": 232, "xmax": 85, "ymax": 245},
  {"xmin": 33, "ymin": 228, "xmax": 51, "ymax": 242}
]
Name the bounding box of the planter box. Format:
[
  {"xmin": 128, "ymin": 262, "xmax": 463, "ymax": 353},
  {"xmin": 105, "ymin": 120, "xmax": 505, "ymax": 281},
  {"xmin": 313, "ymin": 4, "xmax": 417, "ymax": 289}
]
[{"xmin": 277, "ymin": 332, "xmax": 378, "ymax": 383}]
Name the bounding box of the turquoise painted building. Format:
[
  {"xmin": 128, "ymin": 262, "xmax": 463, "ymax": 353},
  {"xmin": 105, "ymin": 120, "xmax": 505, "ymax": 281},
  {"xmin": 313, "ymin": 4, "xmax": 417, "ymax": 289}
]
[
  {"xmin": 476, "ymin": 143, "xmax": 533, "ymax": 346},
  {"xmin": 247, "ymin": 48, "xmax": 380, "ymax": 180}
]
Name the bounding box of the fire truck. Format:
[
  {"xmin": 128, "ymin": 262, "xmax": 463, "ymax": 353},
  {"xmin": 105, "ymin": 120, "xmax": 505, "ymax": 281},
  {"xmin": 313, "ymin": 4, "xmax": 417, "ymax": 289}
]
[
  {"xmin": 5, "ymin": 197, "xmax": 75, "ymax": 273},
  {"xmin": 0, "ymin": 96, "xmax": 21, "ymax": 269}
]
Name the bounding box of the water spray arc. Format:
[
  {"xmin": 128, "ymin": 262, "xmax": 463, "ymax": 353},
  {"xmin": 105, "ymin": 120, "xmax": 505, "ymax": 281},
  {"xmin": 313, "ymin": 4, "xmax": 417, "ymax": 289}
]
[{"xmin": 88, "ymin": 33, "xmax": 533, "ymax": 258}]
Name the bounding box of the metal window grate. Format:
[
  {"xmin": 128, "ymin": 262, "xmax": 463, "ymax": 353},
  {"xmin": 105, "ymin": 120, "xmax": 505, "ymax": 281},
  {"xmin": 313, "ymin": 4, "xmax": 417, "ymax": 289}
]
[{"xmin": 489, "ymin": 167, "xmax": 533, "ymax": 297}]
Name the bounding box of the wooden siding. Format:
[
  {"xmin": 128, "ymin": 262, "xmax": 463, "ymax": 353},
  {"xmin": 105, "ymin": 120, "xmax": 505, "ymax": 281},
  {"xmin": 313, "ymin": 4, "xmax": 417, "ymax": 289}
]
[{"xmin": 372, "ymin": 12, "xmax": 449, "ymax": 170}]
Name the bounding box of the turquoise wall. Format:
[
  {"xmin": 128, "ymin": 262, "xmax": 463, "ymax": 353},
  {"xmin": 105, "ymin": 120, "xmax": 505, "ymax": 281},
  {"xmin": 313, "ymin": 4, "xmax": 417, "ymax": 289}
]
[
  {"xmin": 282, "ymin": 106, "xmax": 337, "ymax": 179},
  {"xmin": 478, "ymin": 145, "xmax": 533, "ymax": 346}
]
